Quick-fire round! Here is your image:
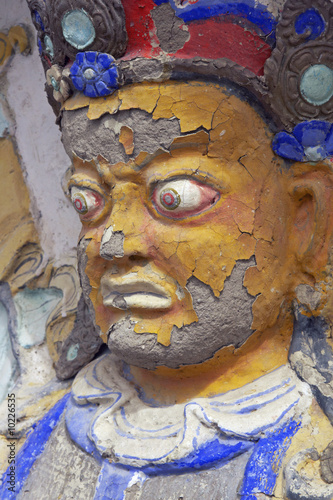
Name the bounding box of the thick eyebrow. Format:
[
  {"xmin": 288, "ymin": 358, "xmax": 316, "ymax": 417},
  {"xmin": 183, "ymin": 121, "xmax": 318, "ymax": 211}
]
[
  {"xmin": 68, "ymin": 174, "xmax": 109, "ymax": 196},
  {"xmin": 134, "ymin": 148, "xmax": 171, "ymax": 171}
]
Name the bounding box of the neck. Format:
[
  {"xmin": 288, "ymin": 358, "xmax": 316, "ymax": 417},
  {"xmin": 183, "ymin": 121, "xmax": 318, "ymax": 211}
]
[{"xmin": 127, "ymin": 314, "xmax": 293, "ymax": 406}]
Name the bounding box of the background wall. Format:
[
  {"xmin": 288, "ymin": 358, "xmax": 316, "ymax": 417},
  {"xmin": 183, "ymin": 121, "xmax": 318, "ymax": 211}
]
[
  {"xmin": 2, "ymin": 0, "xmax": 80, "ymax": 263},
  {"xmin": 0, "ymin": 0, "xmax": 82, "ymax": 470}
]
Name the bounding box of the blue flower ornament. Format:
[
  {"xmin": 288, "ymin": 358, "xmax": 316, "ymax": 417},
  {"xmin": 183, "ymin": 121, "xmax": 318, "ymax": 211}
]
[
  {"xmin": 70, "ymin": 51, "xmax": 119, "ymax": 98},
  {"xmin": 272, "ymin": 120, "xmax": 333, "ymax": 162}
]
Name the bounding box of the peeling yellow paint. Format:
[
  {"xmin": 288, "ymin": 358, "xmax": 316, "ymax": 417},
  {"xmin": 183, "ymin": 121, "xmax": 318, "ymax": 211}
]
[
  {"xmin": 171, "ymin": 100, "xmax": 213, "ymax": 132},
  {"xmin": 119, "ymin": 126, "xmax": 134, "ymax": 155},
  {"xmin": 87, "ymin": 94, "xmax": 121, "ymax": 120},
  {"xmin": 152, "ymin": 95, "xmax": 175, "ymax": 119},
  {"xmin": 119, "ymin": 83, "xmax": 160, "ymax": 113},
  {"xmin": 63, "ymin": 92, "xmax": 90, "ymax": 112}
]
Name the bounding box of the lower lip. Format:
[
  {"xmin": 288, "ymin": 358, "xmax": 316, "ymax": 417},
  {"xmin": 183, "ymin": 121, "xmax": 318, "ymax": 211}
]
[{"xmin": 103, "ymin": 292, "xmax": 172, "ymax": 310}]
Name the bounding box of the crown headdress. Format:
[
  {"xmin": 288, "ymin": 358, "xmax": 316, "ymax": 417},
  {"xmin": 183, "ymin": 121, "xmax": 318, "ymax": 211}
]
[{"xmin": 26, "ymin": 0, "xmax": 333, "ymax": 162}]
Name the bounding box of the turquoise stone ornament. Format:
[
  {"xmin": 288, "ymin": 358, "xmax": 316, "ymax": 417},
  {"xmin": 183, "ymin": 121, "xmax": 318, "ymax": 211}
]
[
  {"xmin": 300, "ymin": 64, "xmax": 333, "ymax": 106},
  {"xmin": 61, "ymin": 9, "xmax": 96, "ymax": 50},
  {"xmin": 50, "ymin": 76, "xmax": 60, "ymax": 91},
  {"xmin": 67, "ymin": 343, "xmax": 80, "ymax": 361},
  {"xmin": 44, "ymin": 34, "xmax": 54, "ymax": 58}
]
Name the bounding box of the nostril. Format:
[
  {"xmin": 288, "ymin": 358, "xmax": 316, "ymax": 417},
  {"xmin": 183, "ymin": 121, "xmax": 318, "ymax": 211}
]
[{"xmin": 128, "ymin": 255, "xmax": 149, "ymax": 266}]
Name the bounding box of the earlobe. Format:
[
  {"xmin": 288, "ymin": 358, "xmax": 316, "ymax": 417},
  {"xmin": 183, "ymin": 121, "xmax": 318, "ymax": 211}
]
[{"xmin": 289, "ymin": 165, "xmax": 333, "ymax": 276}]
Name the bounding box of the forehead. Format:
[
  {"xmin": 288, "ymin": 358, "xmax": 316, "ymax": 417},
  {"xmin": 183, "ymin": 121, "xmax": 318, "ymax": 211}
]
[{"xmin": 62, "ymin": 81, "xmax": 273, "ymax": 173}]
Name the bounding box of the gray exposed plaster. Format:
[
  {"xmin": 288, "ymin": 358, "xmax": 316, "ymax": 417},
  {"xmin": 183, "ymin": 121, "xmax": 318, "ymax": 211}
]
[
  {"xmin": 151, "ymin": 3, "xmax": 190, "ymax": 53},
  {"xmin": 53, "ymin": 237, "xmax": 105, "ymax": 379},
  {"xmin": 61, "ymin": 108, "xmax": 181, "ymax": 164},
  {"xmin": 18, "ymin": 417, "xmax": 100, "ymax": 500},
  {"xmin": 100, "ymin": 228, "xmax": 125, "ymax": 260},
  {"xmin": 295, "ymin": 284, "xmax": 322, "ymax": 312},
  {"xmin": 107, "ymin": 258, "xmax": 257, "ymax": 369},
  {"xmin": 125, "ymin": 451, "xmax": 251, "ymax": 500},
  {"xmin": 54, "ymin": 293, "xmax": 103, "ymax": 380}
]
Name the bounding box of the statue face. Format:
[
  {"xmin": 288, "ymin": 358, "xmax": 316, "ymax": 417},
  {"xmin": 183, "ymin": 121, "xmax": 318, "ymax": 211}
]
[{"xmin": 65, "ymin": 81, "xmax": 295, "ymax": 370}]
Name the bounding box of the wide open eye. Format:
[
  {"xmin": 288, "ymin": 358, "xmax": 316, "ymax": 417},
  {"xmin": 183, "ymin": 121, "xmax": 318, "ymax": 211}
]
[
  {"xmin": 152, "ymin": 179, "xmax": 220, "ymax": 219},
  {"xmin": 70, "ymin": 186, "xmax": 104, "ymax": 220}
]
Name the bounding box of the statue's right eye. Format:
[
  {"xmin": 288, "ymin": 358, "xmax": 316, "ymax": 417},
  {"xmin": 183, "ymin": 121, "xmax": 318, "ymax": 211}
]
[{"xmin": 70, "ymin": 186, "xmax": 105, "ymax": 220}]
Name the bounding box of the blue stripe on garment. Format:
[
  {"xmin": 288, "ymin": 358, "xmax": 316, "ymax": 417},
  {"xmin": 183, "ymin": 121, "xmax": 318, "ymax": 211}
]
[{"xmin": 240, "ymin": 419, "xmax": 301, "ymax": 497}]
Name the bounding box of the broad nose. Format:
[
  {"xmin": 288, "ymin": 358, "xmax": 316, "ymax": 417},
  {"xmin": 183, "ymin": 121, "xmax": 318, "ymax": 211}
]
[{"xmin": 99, "ymin": 185, "xmax": 150, "ymax": 261}]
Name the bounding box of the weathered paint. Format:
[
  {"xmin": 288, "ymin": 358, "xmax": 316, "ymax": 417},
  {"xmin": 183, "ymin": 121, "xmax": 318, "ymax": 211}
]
[
  {"xmin": 1, "ymin": 0, "xmax": 333, "ymax": 498},
  {"xmin": 14, "ymin": 288, "xmax": 62, "ymax": 348},
  {"xmin": 63, "ymin": 82, "xmax": 317, "ymax": 393},
  {"xmin": 0, "ymin": 26, "xmax": 29, "ymax": 67}
]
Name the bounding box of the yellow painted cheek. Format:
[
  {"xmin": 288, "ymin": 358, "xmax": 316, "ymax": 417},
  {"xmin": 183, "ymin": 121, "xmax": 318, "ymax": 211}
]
[
  {"xmin": 131, "ymin": 215, "xmax": 257, "ymax": 345},
  {"xmin": 84, "ymin": 237, "xmax": 106, "ymax": 288},
  {"xmin": 191, "ymin": 235, "xmax": 256, "ymax": 296},
  {"xmin": 243, "ymin": 171, "xmax": 296, "ymax": 332},
  {"xmin": 85, "ymin": 238, "xmax": 126, "ymax": 337},
  {"xmin": 163, "ymin": 203, "xmax": 256, "ymax": 296}
]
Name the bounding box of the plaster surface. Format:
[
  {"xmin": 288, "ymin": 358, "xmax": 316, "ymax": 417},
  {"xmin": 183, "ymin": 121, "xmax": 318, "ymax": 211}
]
[
  {"xmin": 62, "ymin": 107, "xmax": 182, "ymax": 163},
  {"xmin": 2, "ymin": 0, "xmax": 80, "ymax": 264}
]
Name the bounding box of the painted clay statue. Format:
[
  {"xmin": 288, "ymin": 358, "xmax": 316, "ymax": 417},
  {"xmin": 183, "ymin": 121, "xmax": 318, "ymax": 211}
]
[{"xmin": 4, "ymin": 0, "xmax": 333, "ymax": 498}]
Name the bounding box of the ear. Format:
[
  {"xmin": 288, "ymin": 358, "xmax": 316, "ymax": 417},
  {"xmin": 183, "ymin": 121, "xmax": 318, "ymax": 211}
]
[{"xmin": 289, "ymin": 165, "xmax": 333, "ymax": 276}]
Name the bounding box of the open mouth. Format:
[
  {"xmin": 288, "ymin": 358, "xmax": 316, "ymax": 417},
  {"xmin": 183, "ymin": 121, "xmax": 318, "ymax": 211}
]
[{"xmin": 101, "ymin": 275, "xmax": 172, "ymax": 310}]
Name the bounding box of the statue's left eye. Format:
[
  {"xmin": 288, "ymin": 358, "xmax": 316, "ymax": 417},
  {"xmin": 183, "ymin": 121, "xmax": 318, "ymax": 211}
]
[
  {"xmin": 70, "ymin": 186, "xmax": 104, "ymax": 220},
  {"xmin": 152, "ymin": 179, "xmax": 220, "ymax": 219}
]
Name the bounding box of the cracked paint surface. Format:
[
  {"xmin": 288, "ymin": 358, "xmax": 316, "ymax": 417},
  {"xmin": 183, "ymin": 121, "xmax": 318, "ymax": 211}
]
[
  {"xmin": 62, "ymin": 80, "xmax": 327, "ymax": 392},
  {"xmin": 10, "ymin": 0, "xmax": 333, "ymax": 497}
]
